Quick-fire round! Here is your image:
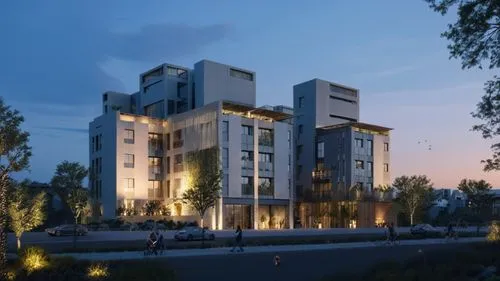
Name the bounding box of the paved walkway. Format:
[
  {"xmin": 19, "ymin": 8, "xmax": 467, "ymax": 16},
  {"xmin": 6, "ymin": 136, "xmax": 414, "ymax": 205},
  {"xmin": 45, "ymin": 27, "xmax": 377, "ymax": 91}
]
[{"xmin": 52, "ymin": 237, "xmax": 485, "ymax": 261}]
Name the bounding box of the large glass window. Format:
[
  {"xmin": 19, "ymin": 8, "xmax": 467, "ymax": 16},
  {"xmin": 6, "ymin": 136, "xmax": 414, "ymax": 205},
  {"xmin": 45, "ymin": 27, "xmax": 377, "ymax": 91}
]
[
  {"xmin": 241, "ymin": 176, "xmax": 254, "ymax": 195},
  {"xmin": 317, "ymin": 142, "xmax": 324, "ymax": 159},
  {"xmin": 230, "ymin": 69, "xmax": 253, "ymax": 81},
  {"xmin": 224, "ymin": 204, "xmax": 252, "ymax": 229},
  {"xmin": 355, "ymin": 138, "xmax": 363, "ymax": 148},
  {"xmin": 124, "ymin": 154, "xmax": 134, "ymax": 168},
  {"xmin": 174, "ymin": 154, "xmax": 183, "ymax": 172},
  {"xmin": 222, "ymin": 121, "xmax": 229, "ymax": 141},
  {"xmin": 242, "ymin": 125, "xmax": 253, "ymax": 136},
  {"xmin": 148, "ymin": 180, "xmax": 163, "ymax": 199},
  {"xmin": 258, "ymin": 128, "xmax": 273, "ymax": 146},
  {"xmin": 148, "ymin": 133, "xmax": 163, "ymax": 155},
  {"xmin": 258, "ymin": 178, "xmax": 274, "ymax": 197},
  {"xmin": 258, "ymin": 153, "xmax": 273, "ymax": 163},
  {"xmin": 222, "ymin": 148, "xmax": 229, "ymax": 168}
]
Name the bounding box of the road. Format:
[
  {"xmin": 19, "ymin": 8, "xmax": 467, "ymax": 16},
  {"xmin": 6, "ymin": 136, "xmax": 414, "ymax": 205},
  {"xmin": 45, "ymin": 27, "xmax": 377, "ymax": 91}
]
[
  {"xmin": 54, "ymin": 237, "xmax": 485, "ymax": 281},
  {"xmin": 7, "ymin": 226, "xmax": 487, "ymax": 253}
]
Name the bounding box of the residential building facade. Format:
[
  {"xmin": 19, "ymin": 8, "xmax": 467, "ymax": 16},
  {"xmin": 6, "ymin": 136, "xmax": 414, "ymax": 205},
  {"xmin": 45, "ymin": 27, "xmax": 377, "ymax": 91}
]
[
  {"xmin": 89, "ymin": 60, "xmax": 293, "ymax": 230},
  {"xmin": 293, "ymin": 79, "xmax": 395, "ymax": 228}
]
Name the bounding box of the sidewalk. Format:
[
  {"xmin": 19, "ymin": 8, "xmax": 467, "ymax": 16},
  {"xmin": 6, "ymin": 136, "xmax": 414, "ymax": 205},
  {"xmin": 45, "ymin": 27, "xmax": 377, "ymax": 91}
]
[{"xmin": 51, "ymin": 237, "xmax": 485, "ymax": 261}]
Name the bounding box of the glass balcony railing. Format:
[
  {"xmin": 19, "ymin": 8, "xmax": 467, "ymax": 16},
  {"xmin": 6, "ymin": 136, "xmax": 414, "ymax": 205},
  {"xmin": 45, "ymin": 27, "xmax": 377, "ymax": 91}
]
[
  {"xmin": 258, "ymin": 135, "xmax": 273, "ymax": 146},
  {"xmin": 148, "ymin": 167, "xmax": 162, "ymax": 180},
  {"xmin": 242, "ymin": 184, "xmax": 254, "ymax": 196},
  {"xmin": 258, "ymin": 184, "xmax": 274, "ymax": 197}
]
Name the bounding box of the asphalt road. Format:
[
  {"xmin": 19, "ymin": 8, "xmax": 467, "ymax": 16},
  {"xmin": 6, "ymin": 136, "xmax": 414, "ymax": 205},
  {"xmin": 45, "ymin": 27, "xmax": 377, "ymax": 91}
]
[
  {"xmin": 166, "ymin": 242, "xmax": 477, "ymax": 281},
  {"xmin": 7, "ymin": 226, "xmax": 487, "ymax": 253}
]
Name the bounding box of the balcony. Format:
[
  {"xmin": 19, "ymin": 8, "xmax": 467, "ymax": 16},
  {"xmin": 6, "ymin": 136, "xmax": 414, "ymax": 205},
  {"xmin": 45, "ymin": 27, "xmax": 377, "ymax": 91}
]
[
  {"xmin": 312, "ymin": 169, "xmax": 332, "ymax": 183},
  {"xmin": 148, "ymin": 147, "xmax": 163, "ymax": 157},
  {"xmin": 241, "ymin": 161, "xmax": 254, "ymax": 170},
  {"xmin": 173, "ymin": 139, "xmax": 184, "ymax": 149},
  {"xmin": 258, "ymin": 183, "xmax": 274, "ymax": 197},
  {"xmin": 174, "ymin": 164, "xmax": 183, "ymax": 173},
  {"xmin": 242, "ymin": 184, "xmax": 254, "ymax": 196},
  {"xmin": 148, "ymin": 167, "xmax": 162, "ymax": 180},
  {"xmin": 148, "ymin": 188, "xmax": 164, "ymax": 200},
  {"xmin": 258, "ymin": 135, "xmax": 273, "ymax": 147}
]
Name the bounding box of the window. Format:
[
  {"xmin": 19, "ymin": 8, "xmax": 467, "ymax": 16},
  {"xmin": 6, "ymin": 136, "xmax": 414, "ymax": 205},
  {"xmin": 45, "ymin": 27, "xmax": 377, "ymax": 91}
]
[
  {"xmin": 174, "ymin": 154, "xmax": 183, "ymax": 172},
  {"xmin": 95, "ymin": 135, "xmax": 99, "ymax": 151},
  {"xmin": 384, "ymin": 163, "xmax": 389, "ymax": 172},
  {"xmin": 296, "ymin": 165, "xmax": 302, "ymax": 180},
  {"xmin": 124, "ymin": 129, "xmax": 134, "ymax": 144},
  {"xmin": 222, "ymin": 121, "xmax": 229, "ymax": 141},
  {"xmin": 288, "ymin": 130, "xmax": 291, "ymax": 149},
  {"xmin": 173, "ymin": 129, "xmax": 183, "ymax": 148},
  {"xmin": 148, "ymin": 180, "xmax": 163, "ymax": 199},
  {"xmin": 355, "ymin": 138, "xmax": 363, "ymax": 148},
  {"xmin": 298, "ymin": 97, "xmax": 304, "ymax": 108},
  {"xmin": 98, "ymin": 157, "xmax": 102, "ymax": 173},
  {"xmin": 168, "ymin": 100, "xmax": 175, "ymax": 115},
  {"xmin": 296, "ymin": 145, "xmax": 303, "ymax": 160},
  {"xmin": 223, "ymin": 148, "xmax": 229, "ymax": 168},
  {"xmin": 298, "ymin": 125, "xmax": 303, "ymax": 137},
  {"xmin": 258, "ymin": 178, "xmax": 273, "ymax": 196},
  {"xmin": 123, "ymin": 178, "xmax": 134, "ymax": 190},
  {"xmin": 223, "ymin": 174, "xmax": 229, "ymax": 194},
  {"xmin": 173, "ymin": 179, "xmax": 181, "ymax": 198},
  {"xmin": 241, "ymin": 151, "xmax": 253, "ymax": 169},
  {"xmin": 367, "ymin": 140, "xmax": 373, "ymax": 155},
  {"xmin": 167, "ymin": 66, "xmax": 187, "ymax": 78},
  {"xmin": 166, "ymin": 157, "xmax": 170, "ymax": 174},
  {"xmin": 384, "ymin": 142, "xmax": 389, "ymax": 152},
  {"xmin": 166, "ymin": 180, "xmax": 170, "ymax": 198},
  {"xmin": 91, "ymin": 137, "xmax": 95, "ymax": 152},
  {"xmin": 258, "ymin": 153, "xmax": 273, "ymax": 163},
  {"xmin": 241, "ymin": 176, "xmax": 253, "ymax": 195},
  {"xmin": 148, "ymin": 133, "xmax": 162, "ymax": 155},
  {"xmin": 103, "ymin": 94, "xmax": 108, "ymax": 101},
  {"xmin": 99, "ymin": 134, "xmax": 102, "ymax": 150},
  {"xmin": 230, "ymin": 68, "xmax": 253, "ymax": 81},
  {"xmin": 317, "ymin": 142, "xmax": 324, "ymax": 159},
  {"xmin": 166, "ymin": 133, "xmax": 170, "ymax": 150},
  {"xmin": 355, "ymin": 160, "xmax": 364, "ymax": 169},
  {"xmin": 367, "ymin": 183, "xmax": 373, "ymax": 191},
  {"xmin": 144, "ymin": 100, "xmax": 165, "ymax": 118},
  {"xmin": 258, "ymin": 128, "xmax": 273, "ymax": 146},
  {"xmin": 242, "ymin": 125, "xmax": 253, "ymax": 136},
  {"xmin": 124, "ymin": 154, "xmax": 134, "ymax": 168},
  {"xmin": 367, "ymin": 161, "xmax": 373, "ymax": 172}
]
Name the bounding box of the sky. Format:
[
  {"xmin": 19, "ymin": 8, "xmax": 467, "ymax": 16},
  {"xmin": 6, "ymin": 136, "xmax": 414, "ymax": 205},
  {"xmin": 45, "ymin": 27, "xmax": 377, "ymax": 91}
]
[{"xmin": 1, "ymin": 0, "xmax": 499, "ymax": 188}]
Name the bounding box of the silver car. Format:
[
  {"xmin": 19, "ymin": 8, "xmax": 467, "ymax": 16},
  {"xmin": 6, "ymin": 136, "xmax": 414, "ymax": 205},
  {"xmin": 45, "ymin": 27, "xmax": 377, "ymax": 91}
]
[
  {"xmin": 46, "ymin": 224, "xmax": 88, "ymax": 236},
  {"xmin": 174, "ymin": 226, "xmax": 215, "ymax": 241}
]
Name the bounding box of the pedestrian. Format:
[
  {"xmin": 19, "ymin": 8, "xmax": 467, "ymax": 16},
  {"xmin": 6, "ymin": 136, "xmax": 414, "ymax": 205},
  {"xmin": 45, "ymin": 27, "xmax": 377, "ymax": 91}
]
[{"xmin": 230, "ymin": 225, "xmax": 244, "ymax": 252}]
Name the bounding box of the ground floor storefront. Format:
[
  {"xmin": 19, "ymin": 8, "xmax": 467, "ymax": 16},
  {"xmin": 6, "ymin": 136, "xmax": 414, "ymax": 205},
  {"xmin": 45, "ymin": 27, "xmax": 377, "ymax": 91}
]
[
  {"xmin": 297, "ymin": 201, "xmax": 397, "ymax": 229},
  {"xmin": 221, "ymin": 198, "xmax": 292, "ymax": 230}
]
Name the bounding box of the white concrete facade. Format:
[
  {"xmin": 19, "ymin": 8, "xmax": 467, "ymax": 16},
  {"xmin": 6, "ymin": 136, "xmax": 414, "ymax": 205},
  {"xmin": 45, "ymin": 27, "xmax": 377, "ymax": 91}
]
[{"xmin": 89, "ymin": 59, "xmax": 292, "ymax": 230}]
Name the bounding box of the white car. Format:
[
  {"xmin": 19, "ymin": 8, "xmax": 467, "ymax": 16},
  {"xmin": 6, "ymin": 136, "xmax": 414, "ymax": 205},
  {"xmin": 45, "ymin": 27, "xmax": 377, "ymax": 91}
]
[{"xmin": 174, "ymin": 226, "xmax": 215, "ymax": 241}]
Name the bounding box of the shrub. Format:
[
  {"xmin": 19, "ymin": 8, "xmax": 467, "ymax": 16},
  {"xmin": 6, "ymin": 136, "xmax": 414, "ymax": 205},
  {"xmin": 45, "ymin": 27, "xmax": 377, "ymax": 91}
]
[
  {"xmin": 87, "ymin": 263, "xmax": 109, "ymax": 279},
  {"xmin": 487, "ymin": 221, "xmax": 500, "ymax": 242},
  {"xmin": 20, "ymin": 247, "xmax": 49, "ymax": 274}
]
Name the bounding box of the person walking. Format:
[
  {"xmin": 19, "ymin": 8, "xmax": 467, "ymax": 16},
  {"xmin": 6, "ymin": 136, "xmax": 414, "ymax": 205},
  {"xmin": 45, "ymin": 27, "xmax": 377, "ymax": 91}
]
[{"xmin": 230, "ymin": 225, "xmax": 244, "ymax": 252}]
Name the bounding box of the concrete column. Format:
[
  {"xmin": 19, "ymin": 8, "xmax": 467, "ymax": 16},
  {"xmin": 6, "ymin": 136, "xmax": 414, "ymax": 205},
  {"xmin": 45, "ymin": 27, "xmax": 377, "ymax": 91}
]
[{"xmin": 253, "ymin": 119, "xmax": 259, "ymax": 230}]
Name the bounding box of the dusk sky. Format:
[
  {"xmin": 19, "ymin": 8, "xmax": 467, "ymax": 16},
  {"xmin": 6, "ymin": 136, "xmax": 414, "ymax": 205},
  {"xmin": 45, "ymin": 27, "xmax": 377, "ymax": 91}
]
[{"xmin": 1, "ymin": 1, "xmax": 498, "ymax": 187}]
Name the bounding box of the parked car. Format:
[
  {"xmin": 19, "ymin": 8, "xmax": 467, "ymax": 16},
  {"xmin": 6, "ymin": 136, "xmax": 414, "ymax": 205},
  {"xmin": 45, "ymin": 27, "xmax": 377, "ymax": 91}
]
[
  {"xmin": 46, "ymin": 224, "xmax": 88, "ymax": 236},
  {"xmin": 410, "ymin": 224, "xmax": 442, "ymax": 237},
  {"xmin": 174, "ymin": 226, "xmax": 215, "ymax": 241}
]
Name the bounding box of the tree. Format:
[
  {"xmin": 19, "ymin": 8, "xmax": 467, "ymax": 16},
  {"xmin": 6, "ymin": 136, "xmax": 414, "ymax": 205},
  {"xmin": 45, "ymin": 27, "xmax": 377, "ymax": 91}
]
[
  {"xmin": 0, "ymin": 97, "xmax": 32, "ymax": 275},
  {"xmin": 8, "ymin": 186, "xmax": 46, "ymax": 249},
  {"xmin": 66, "ymin": 188, "xmax": 88, "ymax": 225},
  {"xmin": 142, "ymin": 200, "xmax": 169, "ymax": 216},
  {"xmin": 182, "ymin": 147, "xmax": 222, "ymax": 228},
  {"xmin": 51, "ymin": 161, "xmax": 88, "ymax": 191},
  {"xmin": 457, "ymin": 179, "xmax": 493, "ymax": 218},
  {"xmin": 50, "ymin": 161, "xmax": 88, "ymax": 223},
  {"xmin": 393, "ymin": 175, "xmax": 435, "ymax": 225},
  {"xmin": 425, "ymin": 0, "xmax": 500, "ymax": 171}
]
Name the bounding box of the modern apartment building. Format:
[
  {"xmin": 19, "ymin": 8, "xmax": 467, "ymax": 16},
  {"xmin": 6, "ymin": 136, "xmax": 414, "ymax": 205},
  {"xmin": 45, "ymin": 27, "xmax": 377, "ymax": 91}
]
[
  {"xmin": 293, "ymin": 79, "xmax": 395, "ymax": 228},
  {"xmin": 89, "ymin": 60, "xmax": 293, "ymax": 230}
]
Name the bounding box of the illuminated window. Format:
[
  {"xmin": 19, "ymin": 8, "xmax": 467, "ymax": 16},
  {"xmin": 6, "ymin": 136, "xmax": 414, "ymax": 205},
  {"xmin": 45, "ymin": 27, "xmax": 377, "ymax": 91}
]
[
  {"xmin": 355, "ymin": 160, "xmax": 364, "ymax": 169},
  {"xmin": 123, "ymin": 178, "xmax": 134, "ymax": 190},
  {"xmin": 384, "ymin": 163, "xmax": 389, "ymax": 172}
]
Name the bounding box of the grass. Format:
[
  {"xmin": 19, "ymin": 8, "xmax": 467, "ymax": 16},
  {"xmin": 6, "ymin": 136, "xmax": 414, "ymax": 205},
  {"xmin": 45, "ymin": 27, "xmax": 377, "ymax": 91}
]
[
  {"xmin": 321, "ymin": 242, "xmax": 500, "ymax": 281},
  {"xmin": 7, "ymin": 249, "xmax": 177, "ymax": 281},
  {"xmin": 53, "ymin": 231, "xmax": 487, "ymax": 254}
]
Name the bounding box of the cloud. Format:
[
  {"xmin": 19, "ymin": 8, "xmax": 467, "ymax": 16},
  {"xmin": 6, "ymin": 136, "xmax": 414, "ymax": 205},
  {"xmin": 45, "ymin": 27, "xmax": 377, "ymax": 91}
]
[
  {"xmin": 34, "ymin": 126, "xmax": 88, "ymax": 134},
  {"xmin": 0, "ymin": 2, "xmax": 230, "ymax": 106}
]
